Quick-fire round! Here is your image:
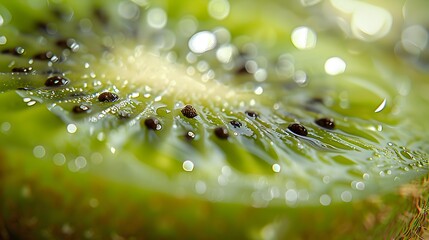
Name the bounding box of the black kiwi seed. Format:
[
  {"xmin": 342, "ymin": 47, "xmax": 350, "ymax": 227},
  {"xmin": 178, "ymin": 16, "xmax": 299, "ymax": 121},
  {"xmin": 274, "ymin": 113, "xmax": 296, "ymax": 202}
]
[
  {"xmin": 98, "ymin": 92, "xmax": 119, "ymax": 103},
  {"xmin": 185, "ymin": 131, "xmax": 196, "ymax": 141},
  {"xmin": 33, "ymin": 51, "xmax": 59, "ymax": 62},
  {"xmin": 144, "ymin": 117, "xmax": 162, "ymax": 131},
  {"xmin": 1, "ymin": 47, "xmax": 25, "ymax": 56},
  {"xmin": 93, "ymin": 8, "xmax": 109, "ymax": 25},
  {"xmin": 230, "ymin": 120, "xmax": 242, "ymax": 128},
  {"xmin": 56, "ymin": 38, "xmax": 79, "ymax": 52},
  {"xmin": 181, "ymin": 105, "xmax": 198, "ymax": 118},
  {"xmin": 214, "ymin": 127, "xmax": 229, "ymax": 139},
  {"xmin": 288, "ymin": 123, "xmax": 308, "ymax": 136},
  {"xmin": 315, "ymin": 118, "xmax": 335, "ymax": 130},
  {"xmin": 45, "ymin": 76, "xmax": 69, "ymax": 87},
  {"xmin": 11, "ymin": 67, "xmax": 33, "ymax": 73},
  {"xmin": 17, "ymin": 87, "xmax": 34, "ymax": 91},
  {"xmin": 72, "ymin": 104, "xmax": 91, "ymax": 114},
  {"xmin": 245, "ymin": 110, "xmax": 259, "ymax": 119}
]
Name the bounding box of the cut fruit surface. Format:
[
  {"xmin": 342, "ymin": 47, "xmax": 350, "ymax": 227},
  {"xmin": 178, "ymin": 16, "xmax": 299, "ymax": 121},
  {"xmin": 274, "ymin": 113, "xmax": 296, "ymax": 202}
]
[{"xmin": 0, "ymin": 0, "xmax": 428, "ymax": 239}]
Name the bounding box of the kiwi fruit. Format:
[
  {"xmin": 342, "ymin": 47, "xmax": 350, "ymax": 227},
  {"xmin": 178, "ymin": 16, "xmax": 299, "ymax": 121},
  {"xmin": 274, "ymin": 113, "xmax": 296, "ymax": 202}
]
[{"xmin": 0, "ymin": 0, "xmax": 428, "ymax": 239}]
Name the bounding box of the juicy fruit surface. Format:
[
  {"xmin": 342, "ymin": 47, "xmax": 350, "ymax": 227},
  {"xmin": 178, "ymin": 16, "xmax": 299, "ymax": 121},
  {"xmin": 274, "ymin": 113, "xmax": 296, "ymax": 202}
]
[
  {"xmin": 0, "ymin": 0, "xmax": 429, "ymax": 238},
  {"xmin": 0, "ymin": 0, "xmax": 428, "ymax": 205}
]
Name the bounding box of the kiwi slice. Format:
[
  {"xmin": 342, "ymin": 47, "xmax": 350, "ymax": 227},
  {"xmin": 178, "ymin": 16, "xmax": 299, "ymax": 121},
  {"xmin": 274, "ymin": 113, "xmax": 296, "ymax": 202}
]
[{"xmin": 1, "ymin": 0, "xmax": 428, "ymax": 239}]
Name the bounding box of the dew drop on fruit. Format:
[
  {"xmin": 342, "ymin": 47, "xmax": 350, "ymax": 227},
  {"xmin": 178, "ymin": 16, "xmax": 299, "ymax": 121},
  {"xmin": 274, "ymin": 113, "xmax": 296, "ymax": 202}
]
[
  {"xmin": 208, "ymin": 0, "xmax": 230, "ymax": 20},
  {"xmin": 319, "ymin": 194, "xmax": 331, "ymax": 206},
  {"xmin": 195, "ymin": 181, "xmax": 207, "ymax": 194},
  {"xmin": 53, "ymin": 153, "xmax": 66, "ymax": 166},
  {"xmin": 340, "ymin": 191, "xmax": 352, "ymax": 202},
  {"xmin": 1, "ymin": 122, "xmax": 11, "ymax": 133},
  {"xmin": 288, "ymin": 123, "xmax": 308, "ymax": 136},
  {"xmin": 291, "ymin": 26, "xmax": 317, "ymax": 50},
  {"xmin": 98, "ymin": 92, "xmax": 119, "ymax": 102},
  {"xmin": 272, "ymin": 163, "xmax": 281, "ymax": 173},
  {"xmin": 33, "ymin": 145, "xmax": 46, "ymax": 159},
  {"xmin": 189, "ymin": 31, "xmax": 216, "ymax": 54},
  {"xmin": 182, "ymin": 160, "xmax": 194, "ymax": 172},
  {"xmin": 147, "ymin": 8, "xmax": 167, "ymax": 29},
  {"xmin": 285, "ymin": 189, "xmax": 298, "ymax": 204},
  {"xmin": 324, "ymin": 57, "xmax": 346, "ymax": 75},
  {"xmin": 0, "ymin": 36, "xmax": 6, "ymax": 45},
  {"xmin": 118, "ymin": 1, "xmax": 140, "ymax": 20},
  {"xmin": 67, "ymin": 124, "xmax": 77, "ymax": 134}
]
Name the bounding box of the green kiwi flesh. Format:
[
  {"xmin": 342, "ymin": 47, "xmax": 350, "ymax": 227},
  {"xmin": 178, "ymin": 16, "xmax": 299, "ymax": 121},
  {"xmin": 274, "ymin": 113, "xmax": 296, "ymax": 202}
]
[{"xmin": 0, "ymin": 0, "xmax": 429, "ymax": 239}]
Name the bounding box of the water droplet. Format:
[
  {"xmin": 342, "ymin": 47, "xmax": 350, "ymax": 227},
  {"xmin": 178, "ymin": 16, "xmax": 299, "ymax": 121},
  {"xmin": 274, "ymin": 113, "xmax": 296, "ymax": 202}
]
[
  {"xmin": 67, "ymin": 124, "xmax": 77, "ymax": 134},
  {"xmin": 288, "ymin": 123, "xmax": 308, "ymax": 136},
  {"xmin": 401, "ymin": 25, "xmax": 428, "ymax": 56},
  {"xmin": 0, "ymin": 36, "xmax": 7, "ymax": 45},
  {"xmin": 74, "ymin": 156, "xmax": 87, "ymax": 169},
  {"xmin": 319, "ymin": 194, "xmax": 331, "ymax": 206},
  {"xmin": 324, "ymin": 57, "xmax": 346, "ymax": 75},
  {"xmin": 214, "ymin": 126, "xmax": 229, "ymax": 139},
  {"xmin": 195, "ymin": 181, "xmax": 207, "ymax": 194},
  {"xmin": 208, "ymin": 0, "xmax": 230, "ymax": 20},
  {"xmin": 254, "ymin": 69, "xmax": 267, "ymax": 82},
  {"xmin": 147, "ymin": 8, "xmax": 167, "ymax": 29},
  {"xmin": 33, "ymin": 145, "xmax": 46, "ymax": 159},
  {"xmin": 53, "ymin": 153, "xmax": 66, "ymax": 166},
  {"xmin": 182, "ymin": 160, "xmax": 194, "ymax": 172},
  {"xmin": 293, "ymin": 70, "xmax": 307, "ymax": 86},
  {"xmin": 350, "ymin": 3, "xmax": 392, "ymax": 41},
  {"xmin": 340, "ymin": 191, "xmax": 352, "ymax": 202},
  {"xmin": 272, "ymin": 163, "xmax": 281, "ymax": 173},
  {"xmin": 98, "ymin": 92, "xmax": 119, "ymax": 102},
  {"xmin": 374, "ymin": 98, "xmax": 387, "ymax": 113},
  {"xmin": 291, "ymin": 26, "xmax": 317, "ymax": 50},
  {"xmin": 188, "ymin": 31, "xmax": 217, "ymax": 54},
  {"xmin": 118, "ymin": 1, "xmax": 140, "ymax": 20},
  {"xmin": 89, "ymin": 198, "xmax": 99, "ymax": 208},
  {"xmin": 1, "ymin": 122, "xmax": 11, "ymax": 133},
  {"xmin": 300, "ymin": 0, "xmax": 322, "ymax": 6},
  {"xmin": 181, "ymin": 104, "xmax": 198, "ymax": 118},
  {"xmin": 285, "ymin": 189, "xmax": 298, "ymax": 204},
  {"xmin": 216, "ymin": 44, "xmax": 235, "ymax": 63}
]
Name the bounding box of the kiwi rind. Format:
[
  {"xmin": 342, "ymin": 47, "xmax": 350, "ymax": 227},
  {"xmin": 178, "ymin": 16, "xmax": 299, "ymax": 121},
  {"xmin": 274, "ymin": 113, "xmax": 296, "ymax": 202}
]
[{"xmin": 0, "ymin": 0, "xmax": 428, "ymax": 239}]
